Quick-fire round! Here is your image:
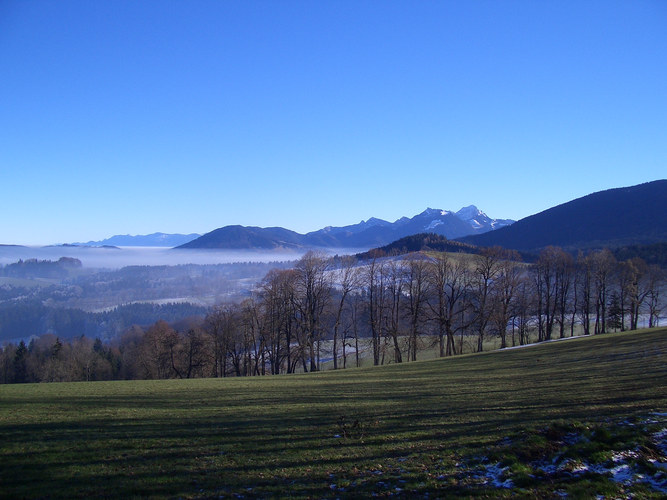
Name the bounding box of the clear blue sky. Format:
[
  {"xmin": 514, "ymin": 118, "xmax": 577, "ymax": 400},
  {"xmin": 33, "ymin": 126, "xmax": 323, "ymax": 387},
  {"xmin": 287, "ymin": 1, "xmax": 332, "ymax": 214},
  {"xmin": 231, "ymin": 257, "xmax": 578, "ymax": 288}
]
[{"xmin": 1, "ymin": 1, "xmax": 666, "ymax": 245}]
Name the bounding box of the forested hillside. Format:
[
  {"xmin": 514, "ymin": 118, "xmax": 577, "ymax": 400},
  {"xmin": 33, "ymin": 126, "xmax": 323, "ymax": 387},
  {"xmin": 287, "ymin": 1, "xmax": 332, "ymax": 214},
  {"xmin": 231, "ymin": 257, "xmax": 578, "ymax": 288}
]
[{"xmin": 461, "ymin": 180, "xmax": 667, "ymax": 251}]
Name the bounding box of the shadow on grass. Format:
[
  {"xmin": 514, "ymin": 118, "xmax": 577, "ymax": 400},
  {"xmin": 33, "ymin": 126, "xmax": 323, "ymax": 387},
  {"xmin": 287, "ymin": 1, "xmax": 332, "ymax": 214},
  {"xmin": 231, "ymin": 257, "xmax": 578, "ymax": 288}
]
[{"xmin": 1, "ymin": 328, "xmax": 665, "ymax": 498}]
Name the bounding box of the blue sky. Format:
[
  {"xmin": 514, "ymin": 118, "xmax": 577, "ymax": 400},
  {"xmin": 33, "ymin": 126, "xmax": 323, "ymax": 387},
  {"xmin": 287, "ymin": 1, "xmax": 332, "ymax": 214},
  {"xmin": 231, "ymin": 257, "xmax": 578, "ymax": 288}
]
[{"xmin": 1, "ymin": 1, "xmax": 666, "ymax": 245}]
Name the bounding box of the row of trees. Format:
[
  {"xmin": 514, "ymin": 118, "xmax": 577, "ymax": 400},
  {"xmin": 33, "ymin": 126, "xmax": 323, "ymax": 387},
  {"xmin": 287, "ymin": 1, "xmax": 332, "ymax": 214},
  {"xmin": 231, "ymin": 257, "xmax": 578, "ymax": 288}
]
[{"xmin": 0, "ymin": 246, "xmax": 664, "ymax": 383}]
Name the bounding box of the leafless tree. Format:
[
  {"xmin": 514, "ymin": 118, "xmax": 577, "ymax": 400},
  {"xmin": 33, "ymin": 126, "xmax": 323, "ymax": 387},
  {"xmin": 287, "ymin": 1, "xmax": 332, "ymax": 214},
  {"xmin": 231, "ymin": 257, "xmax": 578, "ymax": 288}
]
[
  {"xmin": 576, "ymin": 252, "xmax": 594, "ymax": 335},
  {"xmin": 330, "ymin": 256, "xmax": 361, "ymax": 369},
  {"xmin": 554, "ymin": 249, "xmax": 575, "ymax": 339},
  {"xmin": 512, "ymin": 275, "xmax": 533, "ymax": 345},
  {"xmin": 293, "ymin": 251, "xmax": 332, "ymax": 372},
  {"xmin": 383, "ymin": 259, "xmax": 405, "ymax": 363},
  {"xmin": 489, "ymin": 250, "xmax": 522, "ymax": 348},
  {"xmin": 403, "ymin": 254, "xmax": 431, "ymax": 361},
  {"xmin": 591, "ymin": 249, "xmax": 616, "ymax": 334},
  {"xmin": 364, "ymin": 253, "xmax": 386, "ymax": 366},
  {"xmin": 426, "ymin": 253, "xmax": 473, "ymax": 356},
  {"xmin": 471, "ymin": 247, "xmax": 503, "ymax": 352},
  {"xmin": 646, "ymin": 264, "xmax": 665, "ymax": 328},
  {"xmin": 533, "ymin": 247, "xmax": 561, "ymax": 341}
]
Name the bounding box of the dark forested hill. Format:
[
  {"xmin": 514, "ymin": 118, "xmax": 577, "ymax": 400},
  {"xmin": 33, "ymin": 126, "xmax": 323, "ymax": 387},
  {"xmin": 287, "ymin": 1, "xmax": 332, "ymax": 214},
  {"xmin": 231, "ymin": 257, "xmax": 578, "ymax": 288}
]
[
  {"xmin": 178, "ymin": 225, "xmax": 305, "ymax": 249},
  {"xmin": 460, "ymin": 180, "xmax": 667, "ymax": 252},
  {"xmin": 354, "ymin": 233, "xmax": 478, "ymax": 259}
]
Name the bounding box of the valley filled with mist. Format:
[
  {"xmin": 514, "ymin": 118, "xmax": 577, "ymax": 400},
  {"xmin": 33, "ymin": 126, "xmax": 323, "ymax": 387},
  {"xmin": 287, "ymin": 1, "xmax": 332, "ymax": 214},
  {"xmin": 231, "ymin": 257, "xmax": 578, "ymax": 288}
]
[{"xmin": 0, "ymin": 246, "xmax": 313, "ymax": 343}]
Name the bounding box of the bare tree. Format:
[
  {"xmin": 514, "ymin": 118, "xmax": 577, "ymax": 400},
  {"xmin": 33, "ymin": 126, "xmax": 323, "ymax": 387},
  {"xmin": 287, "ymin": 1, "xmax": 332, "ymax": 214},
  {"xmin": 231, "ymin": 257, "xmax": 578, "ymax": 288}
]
[
  {"xmin": 471, "ymin": 247, "xmax": 503, "ymax": 352},
  {"xmin": 257, "ymin": 269, "xmax": 299, "ymax": 374},
  {"xmin": 204, "ymin": 305, "xmax": 230, "ymax": 377},
  {"xmin": 512, "ymin": 275, "xmax": 533, "ymax": 345},
  {"xmin": 364, "ymin": 254, "xmax": 386, "ymax": 366},
  {"xmin": 403, "ymin": 254, "xmax": 431, "ymax": 361},
  {"xmin": 343, "ymin": 292, "xmax": 365, "ymax": 368},
  {"xmin": 533, "ymin": 247, "xmax": 560, "ymax": 341},
  {"xmin": 140, "ymin": 320, "xmax": 182, "ymax": 379},
  {"xmin": 576, "ymin": 252, "xmax": 594, "ymax": 335},
  {"xmin": 294, "ymin": 251, "xmax": 331, "ymax": 372},
  {"xmin": 384, "ymin": 259, "xmax": 405, "ymax": 363},
  {"xmin": 330, "ymin": 256, "xmax": 361, "ymax": 369},
  {"xmin": 489, "ymin": 250, "xmax": 522, "ymax": 348},
  {"xmin": 591, "ymin": 249, "xmax": 616, "ymax": 334},
  {"xmin": 427, "ymin": 253, "xmax": 472, "ymax": 356},
  {"xmin": 646, "ymin": 264, "xmax": 665, "ymax": 328},
  {"xmin": 621, "ymin": 257, "xmax": 653, "ymax": 331},
  {"xmin": 554, "ymin": 249, "xmax": 575, "ymax": 339},
  {"xmin": 204, "ymin": 304, "xmax": 244, "ymax": 377},
  {"xmin": 182, "ymin": 328, "xmax": 207, "ymax": 378}
]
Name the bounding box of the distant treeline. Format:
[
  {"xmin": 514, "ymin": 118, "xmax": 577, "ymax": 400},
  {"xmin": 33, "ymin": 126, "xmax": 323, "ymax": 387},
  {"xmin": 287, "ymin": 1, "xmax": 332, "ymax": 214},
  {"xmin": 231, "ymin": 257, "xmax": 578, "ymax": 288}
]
[
  {"xmin": 1, "ymin": 257, "xmax": 82, "ymax": 279},
  {"xmin": 612, "ymin": 242, "xmax": 667, "ymax": 268},
  {"xmin": 1, "ymin": 245, "xmax": 664, "ymax": 384},
  {"xmin": 0, "ymin": 301, "xmax": 207, "ymax": 343}
]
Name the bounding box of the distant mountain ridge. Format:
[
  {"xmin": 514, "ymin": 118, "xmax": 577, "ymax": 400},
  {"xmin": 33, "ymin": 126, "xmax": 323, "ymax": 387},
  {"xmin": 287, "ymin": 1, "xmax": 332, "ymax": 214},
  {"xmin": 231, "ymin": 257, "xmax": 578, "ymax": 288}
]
[
  {"xmin": 178, "ymin": 206, "xmax": 513, "ymax": 250},
  {"xmin": 78, "ymin": 233, "xmax": 201, "ymax": 248},
  {"xmin": 460, "ymin": 180, "xmax": 667, "ymax": 252}
]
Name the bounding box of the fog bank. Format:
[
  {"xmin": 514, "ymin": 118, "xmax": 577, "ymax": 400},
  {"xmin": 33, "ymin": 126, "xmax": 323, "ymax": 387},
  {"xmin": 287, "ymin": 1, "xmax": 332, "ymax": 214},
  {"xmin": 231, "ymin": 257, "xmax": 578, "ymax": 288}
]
[{"xmin": 0, "ymin": 246, "xmax": 364, "ymax": 269}]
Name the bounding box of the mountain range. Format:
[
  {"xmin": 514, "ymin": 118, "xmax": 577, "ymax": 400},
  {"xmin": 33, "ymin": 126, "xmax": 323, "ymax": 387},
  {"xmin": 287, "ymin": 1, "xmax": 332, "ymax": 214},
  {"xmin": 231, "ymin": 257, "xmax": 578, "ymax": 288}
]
[
  {"xmin": 77, "ymin": 232, "xmax": 201, "ymax": 248},
  {"xmin": 177, "ymin": 206, "xmax": 513, "ymax": 250},
  {"xmin": 72, "ymin": 179, "xmax": 667, "ymax": 254}
]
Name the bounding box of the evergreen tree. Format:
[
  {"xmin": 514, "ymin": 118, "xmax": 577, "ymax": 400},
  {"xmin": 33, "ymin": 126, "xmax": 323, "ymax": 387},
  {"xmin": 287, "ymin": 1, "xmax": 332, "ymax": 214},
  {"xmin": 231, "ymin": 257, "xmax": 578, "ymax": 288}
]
[{"xmin": 13, "ymin": 341, "xmax": 28, "ymax": 383}]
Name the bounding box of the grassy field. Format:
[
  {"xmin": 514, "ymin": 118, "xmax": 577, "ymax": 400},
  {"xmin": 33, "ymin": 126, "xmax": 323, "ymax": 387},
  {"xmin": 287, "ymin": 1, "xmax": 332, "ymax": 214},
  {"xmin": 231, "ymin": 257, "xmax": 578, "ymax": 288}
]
[{"xmin": 1, "ymin": 329, "xmax": 666, "ymax": 498}]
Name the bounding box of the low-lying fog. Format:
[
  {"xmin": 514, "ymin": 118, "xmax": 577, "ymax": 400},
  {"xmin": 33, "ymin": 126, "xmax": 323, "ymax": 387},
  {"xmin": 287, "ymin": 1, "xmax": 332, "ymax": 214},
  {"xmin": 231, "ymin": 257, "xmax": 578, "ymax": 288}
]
[{"xmin": 0, "ymin": 245, "xmax": 364, "ymax": 269}]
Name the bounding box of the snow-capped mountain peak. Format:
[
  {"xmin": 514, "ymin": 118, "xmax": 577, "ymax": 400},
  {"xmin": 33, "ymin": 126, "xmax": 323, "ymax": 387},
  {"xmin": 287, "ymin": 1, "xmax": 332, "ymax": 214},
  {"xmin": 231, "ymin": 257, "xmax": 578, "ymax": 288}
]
[
  {"xmin": 420, "ymin": 208, "xmax": 453, "ymax": 218},
  {"xmin": 455, "ymin": 205, "xmax": 486, "ymax": 222}
]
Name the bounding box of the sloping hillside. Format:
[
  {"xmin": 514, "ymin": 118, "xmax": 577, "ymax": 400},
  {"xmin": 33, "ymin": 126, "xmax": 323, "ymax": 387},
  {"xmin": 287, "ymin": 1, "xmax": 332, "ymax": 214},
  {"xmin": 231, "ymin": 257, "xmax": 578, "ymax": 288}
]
[
  {"xmin": 2, "ymin": 329, "xmax": 665, "ymax": 498},
  {"xmin": 461, "ymin": 180, "xmax": 667, "ymax": 251}
]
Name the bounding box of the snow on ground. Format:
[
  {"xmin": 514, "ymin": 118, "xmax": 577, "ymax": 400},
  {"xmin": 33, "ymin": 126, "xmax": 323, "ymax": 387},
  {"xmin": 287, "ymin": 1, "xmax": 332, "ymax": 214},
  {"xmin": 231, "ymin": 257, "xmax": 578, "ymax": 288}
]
[
  {"xmin": 502, "ymin": 334, "xmax": 589, "ymax": 350},
  {"xmin": 460, "ymin": 415, "xmax": 667, "ymax": 495}
]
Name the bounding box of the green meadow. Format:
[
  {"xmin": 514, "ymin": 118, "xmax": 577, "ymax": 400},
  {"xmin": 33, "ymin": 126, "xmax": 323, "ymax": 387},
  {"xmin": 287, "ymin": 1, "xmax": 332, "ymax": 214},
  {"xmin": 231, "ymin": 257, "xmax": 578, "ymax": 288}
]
[{"xmin": 1, "ymin": 329, "xmax": 666, "ymax": 498}]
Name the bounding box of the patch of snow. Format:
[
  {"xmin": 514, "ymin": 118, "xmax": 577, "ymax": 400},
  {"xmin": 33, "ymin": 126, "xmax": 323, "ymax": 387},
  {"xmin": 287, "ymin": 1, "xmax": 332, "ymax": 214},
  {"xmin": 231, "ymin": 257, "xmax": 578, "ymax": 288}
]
[
  {"xmin": 654, "ymin": 428, "xmax": 667, "ymax": 454},
  {"xmin": 455, "ymin": 205, "xmax": 483, "ymax": 221},
  {"xmin": 469, "ymin": 219, "xmax": 482, "ymax": 229},
  {"xmin": 567, "ymin": 461, "xmax": 590, "ymax": 474},
  {"xmin": 471, "ymin": 463, "xmax": 513, "ymax": 489},
  {"xmin": 426, "ymin": 220, "xmax": 444, "ymax": 230},
  {"xmin": 645, "ymin": 474, "xmax": 667, "ymax": 494},
  {"xmin": 503, "ymin": 335, "xmax": 589, "ymax": 350},
  {"xmin": 612, "ymin": 450, "xmax": 639, "ymax": 462},
  {"xmin": 609, "ymin": 463, "xmax": 635, "ymax": 485},
  {"xmin": 650, "ymin": 459, "xmax": 667, "ymax": 470},
  {"xmin": 538, "ymin": 463, "xmax": 558, "ymax": 475}
]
